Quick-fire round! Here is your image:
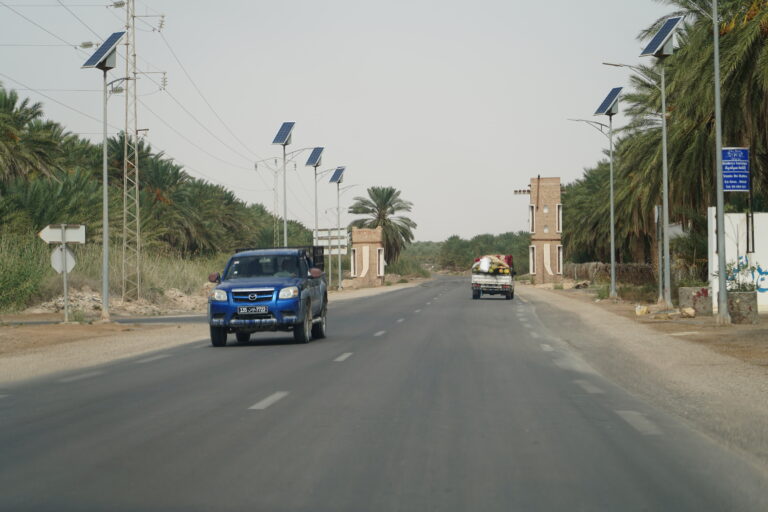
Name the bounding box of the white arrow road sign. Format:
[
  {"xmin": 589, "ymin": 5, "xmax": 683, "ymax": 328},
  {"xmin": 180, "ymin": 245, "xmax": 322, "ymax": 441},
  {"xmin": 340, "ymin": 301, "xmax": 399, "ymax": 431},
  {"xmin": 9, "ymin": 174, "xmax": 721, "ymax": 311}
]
[
  {"xmin": 51, "ymin": 245, "xmax": 76, "ymax": 274},
  {"xmin": 39, "ymin": 224, "xmax": 85, "ymax": 245}
]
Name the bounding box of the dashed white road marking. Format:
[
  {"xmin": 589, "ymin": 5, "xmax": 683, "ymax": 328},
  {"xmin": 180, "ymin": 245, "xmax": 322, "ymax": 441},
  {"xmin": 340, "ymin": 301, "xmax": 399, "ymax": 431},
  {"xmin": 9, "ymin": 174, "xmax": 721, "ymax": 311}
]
[
  {"xmin": 669, "ymin": 331, "xmax": 701, "ymax": 337},
  {"xmin": 615, "ymin": 410, "xmax": 662, "ymax": 436},
  {"xmin": 530, "ymin": 331, "xmax": 541, "ymax": 339},
  {"xmin": 135, "ymin": 354, "xmax": 171, "ymax": 364},
  {"xmin": 426, "ymin": 302, "xmax": 432, "ymax": 305},
  {"xmin": 540, "ymin": 344, "xmax": 554, "ymax": 352},
  {"xmin": 374, "ymin": 330, "xmax": 387, "ymax": 337},
  {"xmin": 334, "ymin": 352, "xmax": 353, "ymax": 362},
  {"xmin": 574, "ymin": 379, "xmax": 604, "ymax": 394},
  {"xmin": 249, "ymin": 391, "xmax": 290, "ymax": 410},
  {"xmin": 414, "ymin": 309, "xmax": 422, "ymax": 313},
  {"xmin": 59, "ymin": 371, "xmax": 104, "ymax": 383},
  {"xmin": 523, "ymin": 323, "xmax": 533, "ymax": 329},
  {"xmin": 396, "ymin": 318, "xmax": 405, "ymax": 323},
  {"xmin": 0, "ymin": 394, "xmax": 8, "ymax": 399}
]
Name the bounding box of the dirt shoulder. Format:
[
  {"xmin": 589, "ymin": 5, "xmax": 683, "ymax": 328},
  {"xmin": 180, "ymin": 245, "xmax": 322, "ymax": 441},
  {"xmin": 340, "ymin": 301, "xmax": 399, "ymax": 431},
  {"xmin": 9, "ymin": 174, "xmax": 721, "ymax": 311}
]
[
  {"xmin": 520, "ymin": 284, "xmax": 768, "ymax": 468},
  {"xmin": 0, "ymin": 322, "xmax": 205, "ymax": 386},
  {"xmin": 551, "ymin": 286, "xmax": 768, "ymax": 368}
]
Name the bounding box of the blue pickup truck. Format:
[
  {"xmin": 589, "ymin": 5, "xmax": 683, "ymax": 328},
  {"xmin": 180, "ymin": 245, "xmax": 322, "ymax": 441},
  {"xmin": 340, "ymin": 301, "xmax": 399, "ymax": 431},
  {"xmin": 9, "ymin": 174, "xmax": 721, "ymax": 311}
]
[{"xmin": 207, "ymin": 247, "xmax": 328, "ymax": 346}]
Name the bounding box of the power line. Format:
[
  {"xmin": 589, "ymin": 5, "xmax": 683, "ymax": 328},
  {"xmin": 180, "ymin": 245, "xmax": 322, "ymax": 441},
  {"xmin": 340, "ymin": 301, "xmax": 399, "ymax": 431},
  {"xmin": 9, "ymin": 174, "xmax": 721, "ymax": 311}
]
[
  {"xmin": 0, "ymin": 1, "xmax": 86, "ymax": 48},
  {"xmin": 139, "ymin": 98, "xmax": 254, "ymax": 171},
  {"xmin": 158, "ymin": 31, "xmax": 263, "ymax": 161},
  {"xmin": 56, "ymin": 0, "xmax": 101, "ymax": 39}
]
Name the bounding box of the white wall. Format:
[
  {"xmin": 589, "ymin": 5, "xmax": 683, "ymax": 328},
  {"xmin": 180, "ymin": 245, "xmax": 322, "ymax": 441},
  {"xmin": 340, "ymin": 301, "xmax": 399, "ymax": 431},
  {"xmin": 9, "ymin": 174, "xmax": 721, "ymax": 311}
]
[{"xmin": 708, "ymin": 208, "xmax": 768, "ymax": 311}]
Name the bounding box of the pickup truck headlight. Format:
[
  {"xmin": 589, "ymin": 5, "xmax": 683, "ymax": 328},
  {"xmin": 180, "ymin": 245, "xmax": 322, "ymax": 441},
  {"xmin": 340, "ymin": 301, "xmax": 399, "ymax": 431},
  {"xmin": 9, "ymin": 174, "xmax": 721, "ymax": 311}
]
[
  {"xmin": 278, "ymin": 286, "xmax": 299, "ymax": 299},
  {"xmin": 210, "ymin": 289, "xmax": 228, "ymax": 302}
]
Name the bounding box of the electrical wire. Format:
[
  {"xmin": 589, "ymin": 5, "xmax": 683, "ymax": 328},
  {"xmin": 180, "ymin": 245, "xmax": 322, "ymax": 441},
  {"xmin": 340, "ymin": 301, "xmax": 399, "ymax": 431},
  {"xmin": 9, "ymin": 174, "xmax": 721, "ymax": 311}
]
[
  {"xmin": 56, "ymin": 0, "xmax": 101, "ymax": 39},
  {"xmin": 158, "ymin": 31, "xmax": 263, "ymax": 161}
]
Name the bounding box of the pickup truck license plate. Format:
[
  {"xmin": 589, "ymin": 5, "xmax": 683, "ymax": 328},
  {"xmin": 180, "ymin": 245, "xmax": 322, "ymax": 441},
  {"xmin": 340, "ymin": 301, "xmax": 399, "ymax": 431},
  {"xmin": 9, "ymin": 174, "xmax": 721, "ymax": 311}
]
[{"xmin": 238, "ymin": 305, "xmax": 268, "ymax": 315}]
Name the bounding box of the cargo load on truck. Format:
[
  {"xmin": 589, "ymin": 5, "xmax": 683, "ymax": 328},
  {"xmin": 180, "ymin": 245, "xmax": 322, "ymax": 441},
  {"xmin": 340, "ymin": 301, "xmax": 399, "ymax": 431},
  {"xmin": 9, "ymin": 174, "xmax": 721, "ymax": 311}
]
[{"xmin": 470, "ymin": 255, "xmax": 515, "ymax": 300}]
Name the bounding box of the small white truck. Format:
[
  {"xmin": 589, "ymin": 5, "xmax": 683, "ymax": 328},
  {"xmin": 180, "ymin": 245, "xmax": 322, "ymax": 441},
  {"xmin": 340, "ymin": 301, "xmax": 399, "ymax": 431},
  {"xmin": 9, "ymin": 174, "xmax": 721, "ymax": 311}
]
[{"xmin": 471, "ymin": 255, "xmax": 515, "ymax": 300}]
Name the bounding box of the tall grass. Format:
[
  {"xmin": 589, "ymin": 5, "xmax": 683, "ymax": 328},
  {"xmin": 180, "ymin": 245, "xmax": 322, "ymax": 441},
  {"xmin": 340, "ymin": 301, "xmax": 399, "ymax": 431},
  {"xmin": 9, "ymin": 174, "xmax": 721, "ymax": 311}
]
[{"xmin": 0, "ymin": 234, "xmax": 229, "ymax": 312}]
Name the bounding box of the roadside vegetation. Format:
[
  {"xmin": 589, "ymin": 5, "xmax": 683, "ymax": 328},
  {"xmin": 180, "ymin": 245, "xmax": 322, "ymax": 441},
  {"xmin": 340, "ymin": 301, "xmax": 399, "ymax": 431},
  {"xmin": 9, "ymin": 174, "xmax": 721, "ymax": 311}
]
[
  {"xmin": 563, "ymin": 0, "xmax": 767, "ymax": 282},
  {"xmin": 0, "ymin": 83, "xmax": 313, "ymax": 311}
]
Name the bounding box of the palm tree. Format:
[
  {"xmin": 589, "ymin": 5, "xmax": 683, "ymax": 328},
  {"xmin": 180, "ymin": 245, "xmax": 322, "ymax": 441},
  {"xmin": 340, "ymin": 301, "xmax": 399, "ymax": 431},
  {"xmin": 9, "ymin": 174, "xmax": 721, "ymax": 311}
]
[
  {"xmin": 0, "ymin": 86, "xmax": 62, "ymax": 184},
  {"xmin": 348, "ymin": 186, "xmax": 417, "ymax": 264}
]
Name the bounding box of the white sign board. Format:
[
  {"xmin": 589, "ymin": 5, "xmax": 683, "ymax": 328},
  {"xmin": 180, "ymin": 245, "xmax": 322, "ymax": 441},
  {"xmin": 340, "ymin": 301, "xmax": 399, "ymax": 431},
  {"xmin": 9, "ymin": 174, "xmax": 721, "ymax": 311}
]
[
  {"xmin": 39, "ymin": 224, "xmax": 86, "ymax": 244},
  {"xmin": 314, "ymin": 229, "xmax": 349, "ymax": 248},
  {"xmin": 51, "ymin": 245, "xmax": 76, "ymax": 274},
  {"xmin": 708, "ymin": 208, "xmax": 767, "ymax": 311},
  {"xmin": 324, "ymin": 248, "xmax": 349, "ymax": 256}
]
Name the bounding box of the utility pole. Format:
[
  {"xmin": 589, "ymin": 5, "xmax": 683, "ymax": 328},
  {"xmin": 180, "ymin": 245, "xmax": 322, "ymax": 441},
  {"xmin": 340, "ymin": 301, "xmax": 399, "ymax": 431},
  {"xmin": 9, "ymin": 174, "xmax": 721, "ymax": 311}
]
[{"xmin": 122, "ymin": 0, "xmax": 141, "ymax": 301}]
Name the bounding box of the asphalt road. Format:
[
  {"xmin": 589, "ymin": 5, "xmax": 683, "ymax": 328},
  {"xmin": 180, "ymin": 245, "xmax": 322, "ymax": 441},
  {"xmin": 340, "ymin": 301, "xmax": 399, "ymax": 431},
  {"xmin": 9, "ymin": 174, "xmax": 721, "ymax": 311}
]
[{"xmin": 1, "ymin": 277, "xmax": 767, "ymax": 511}]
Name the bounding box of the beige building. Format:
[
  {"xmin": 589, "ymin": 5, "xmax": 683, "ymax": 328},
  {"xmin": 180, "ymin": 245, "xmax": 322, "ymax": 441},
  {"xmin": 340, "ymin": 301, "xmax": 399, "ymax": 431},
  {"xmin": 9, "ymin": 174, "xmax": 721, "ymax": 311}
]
[
  {"xmin": 528, "ymin": 177, "xmax": 563, "ymax": 285},
  {"xmin": 348, "ymin": 227, "xmax": 386, "ymax": 287}
]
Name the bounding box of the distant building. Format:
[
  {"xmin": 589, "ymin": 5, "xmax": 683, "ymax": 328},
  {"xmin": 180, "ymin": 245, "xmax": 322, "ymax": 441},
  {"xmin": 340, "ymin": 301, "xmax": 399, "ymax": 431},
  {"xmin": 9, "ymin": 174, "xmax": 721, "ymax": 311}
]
[{"xmin": 528, "ymin": 177, "xmax": 563, "ymax": 285}]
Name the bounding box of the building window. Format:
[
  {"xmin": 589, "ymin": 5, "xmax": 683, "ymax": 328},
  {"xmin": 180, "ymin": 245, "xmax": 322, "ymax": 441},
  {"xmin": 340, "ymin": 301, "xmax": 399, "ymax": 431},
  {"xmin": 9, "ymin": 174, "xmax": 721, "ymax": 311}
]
[
  {"xmin": 377, "ymin": 248, "xmax": 385, "ymax": 277},
  {"xmin": 529, "ymin": 245, "xmax": 536, "ymax": 275},
  {"xmin": 529, "ymin": 204, "xmax": 535, "ymax": 233},
  {"xmin": 556, "ymin": 204, "xmax": 563, "ymax": 233},
  {"xmin": 350, "ymin": 248, "xmax": 357, "ymax": 277},
  {"xmin": 557, "ymin": 245, "xmax": 563, "ymax": 275}
]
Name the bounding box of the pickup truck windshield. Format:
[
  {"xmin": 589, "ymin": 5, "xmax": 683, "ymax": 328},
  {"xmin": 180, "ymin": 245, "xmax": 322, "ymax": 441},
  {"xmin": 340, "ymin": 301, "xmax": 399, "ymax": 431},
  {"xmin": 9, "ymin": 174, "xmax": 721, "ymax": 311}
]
[{"xmin": 223, "ymin": 255, "xmax": 302, "ymax": 279}]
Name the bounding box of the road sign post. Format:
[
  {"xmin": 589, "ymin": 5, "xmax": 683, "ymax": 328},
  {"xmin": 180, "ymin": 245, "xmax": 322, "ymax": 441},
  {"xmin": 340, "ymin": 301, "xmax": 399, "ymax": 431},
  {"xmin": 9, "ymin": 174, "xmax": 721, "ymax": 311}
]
[{"xmin": 39, "ymin": 224, "xmax": 85, "ymax": 323}]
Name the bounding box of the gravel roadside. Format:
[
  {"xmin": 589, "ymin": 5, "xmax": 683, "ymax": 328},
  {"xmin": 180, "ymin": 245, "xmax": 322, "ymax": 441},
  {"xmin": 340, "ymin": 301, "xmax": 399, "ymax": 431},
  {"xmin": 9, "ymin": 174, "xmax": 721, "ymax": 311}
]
[{"xmin": 522, "ymin": 285, "xmax": 768, "ymax": 470}]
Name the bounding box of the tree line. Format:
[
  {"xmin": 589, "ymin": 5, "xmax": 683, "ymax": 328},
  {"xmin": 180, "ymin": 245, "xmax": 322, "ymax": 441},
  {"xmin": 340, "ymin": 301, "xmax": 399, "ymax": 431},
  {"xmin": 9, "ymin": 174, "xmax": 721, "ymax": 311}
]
[
  {"xmin": 562, "ymin": 0, "xmax": 768, "ymax": 280},
  {"xmin": 0, "ymin": 84, "xmax": 311, "ymax": 256}
]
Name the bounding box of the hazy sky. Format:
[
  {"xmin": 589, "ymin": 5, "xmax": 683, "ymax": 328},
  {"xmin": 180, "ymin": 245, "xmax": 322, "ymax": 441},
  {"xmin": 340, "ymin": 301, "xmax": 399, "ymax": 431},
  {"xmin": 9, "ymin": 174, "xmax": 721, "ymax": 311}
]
[{"xmin": 1, "ymin": 0, "xmax": 672, "ymax": 241}]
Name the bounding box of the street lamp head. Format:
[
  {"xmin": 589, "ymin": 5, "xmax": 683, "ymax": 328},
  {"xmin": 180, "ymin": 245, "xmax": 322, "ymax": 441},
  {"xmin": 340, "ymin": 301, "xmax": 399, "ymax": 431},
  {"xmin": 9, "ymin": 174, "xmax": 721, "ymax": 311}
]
[{"xmin": 602, "ymin": 62, "xmax": 624, "ymax": 68}]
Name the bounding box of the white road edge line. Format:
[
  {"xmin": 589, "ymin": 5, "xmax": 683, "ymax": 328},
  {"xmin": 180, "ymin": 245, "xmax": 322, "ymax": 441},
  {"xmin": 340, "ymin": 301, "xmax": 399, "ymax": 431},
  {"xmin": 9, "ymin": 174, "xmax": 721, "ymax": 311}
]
[
  {"xmin": 669, "ymin": 331, "xmax": 701, "ymax": 337},
  {"xmin": 135, "ymin": 354, "xmax": 171, "ymax": 364},
  {"xmin": 573, "ymin": 379, "xmax": 604, "ymax": 394},
  {"xmin": 334, "ymin": 352, "xmax": 353, "ymax": 362},
  {"xmin": 615, "ymin": 410, "xmax": 662, "ymax": 436},
  {"xmin": 374, "ymin": 330, "xmax": 386, "ymax": 337},
  {"xmin": 540, "ymin": 344, "xmax": 554, "ymax": 352},
  {"xmin": 249, "ymin": 391, "xmax": 290, "ymax": 410},
  {"xmin": 58, "ymin": 370, "xmax": 104, "ymax": 383}
]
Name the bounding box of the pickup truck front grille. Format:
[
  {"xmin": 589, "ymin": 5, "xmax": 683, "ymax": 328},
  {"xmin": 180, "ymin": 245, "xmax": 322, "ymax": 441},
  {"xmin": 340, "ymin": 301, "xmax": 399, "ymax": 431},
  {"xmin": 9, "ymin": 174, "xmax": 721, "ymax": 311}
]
[{"xmin": 231, "ymin": 288, "xmax": 274, "ymax": 303}]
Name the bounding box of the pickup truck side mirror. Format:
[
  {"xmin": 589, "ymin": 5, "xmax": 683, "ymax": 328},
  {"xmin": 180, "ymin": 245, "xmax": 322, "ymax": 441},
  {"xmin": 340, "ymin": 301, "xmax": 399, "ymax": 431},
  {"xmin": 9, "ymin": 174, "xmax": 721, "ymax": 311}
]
[
  {"xmin": 308, "ymin": 268, "xmax": 323, "ymax": 279},
  {"xmin": 208, "ymin": 272, "xmax": 221, "ymax": 284}
]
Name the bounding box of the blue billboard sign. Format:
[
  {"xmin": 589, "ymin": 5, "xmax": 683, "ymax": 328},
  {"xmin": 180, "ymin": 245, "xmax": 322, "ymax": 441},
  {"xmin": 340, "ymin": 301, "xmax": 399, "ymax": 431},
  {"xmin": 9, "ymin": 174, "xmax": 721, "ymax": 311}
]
[{"xmin": 722, "ymin": 147, "xmax": 750, "ymax": 192}]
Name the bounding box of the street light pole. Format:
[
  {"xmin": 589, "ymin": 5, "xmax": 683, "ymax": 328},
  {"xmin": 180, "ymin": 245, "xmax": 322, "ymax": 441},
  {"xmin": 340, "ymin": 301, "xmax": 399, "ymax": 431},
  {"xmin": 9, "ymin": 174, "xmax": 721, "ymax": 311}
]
[
  {"xmin": 282, "ymin": 144, "xmax": 288, "ymax": 247},
  {"xmin": 659, "ymin": 63, "xmax": 673, "ymax": 308},
  {"xmin": 608, "ymin": 113, "xmax": 617, "ymax": 298},
  {"xmin": 603, "ymin": 61, "xmax": 673, "ymax": 307},
  {"xmin": 101, "ymin": 69, "xmax": 110, "ymax": 320},
  {"xmin": 337, "ymin": 181, "xmax": 341, "ymax": 291},
  {"xmin": 567, "ymin": 116, "xmax": 618, "ymax": 297},
  {"xmin": 713, "ymin": 0, "xmax": 731, "ymax": 324}
]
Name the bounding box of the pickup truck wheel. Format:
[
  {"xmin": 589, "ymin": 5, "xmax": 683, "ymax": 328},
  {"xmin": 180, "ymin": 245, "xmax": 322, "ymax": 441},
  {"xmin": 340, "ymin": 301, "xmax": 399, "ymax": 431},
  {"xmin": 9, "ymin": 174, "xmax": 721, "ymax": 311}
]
[
  {"xmin": 236, "ymin": 332, "xmax": 250, "ymax": 343},
  {"xmin": 510, "ymin": 290, "xmax": 515, "ymax": 299},
  {"xmin": 472, "ymin": 290, "xmax": 480, "ymax": 300},
  {"xmin": 210, "ymin": 326, "xmax": 227, "ymax": 347},
  {"xmin": 311, "ymin": 305, "xmax": 327, "ymax": 339},
  {"xmin": 293, "ymin": 302, "xmax": 312, "ymax": 344},
  {"xmin": 505, "ymin": 291, "xmax": 513, "ymax": 300}
]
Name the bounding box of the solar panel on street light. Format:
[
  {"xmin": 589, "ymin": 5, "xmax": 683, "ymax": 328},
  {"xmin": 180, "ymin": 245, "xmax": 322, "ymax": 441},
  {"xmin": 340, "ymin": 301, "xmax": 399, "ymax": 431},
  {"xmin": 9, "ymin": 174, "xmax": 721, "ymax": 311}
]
[
  {"xmin": 640, "ymin": 16, "xmax": 683, "ymax": 57},
  {"xmin": 329, "ymin": 166, "xmax": 346, "ymax": 184},
  {"xmin": 306, "ymin": 147, "xmax": 324, "ymax": 167},
  {"xmin": 81, "ymin": 31, "xmax": 125, "ymax": 70},
  {"xmin": 272, "ymin": 122, "xmax": 295, "ymax": 145},
  {"xmin": 595, "ymin": 87, "xmax": 623, "ymax": 116}
]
